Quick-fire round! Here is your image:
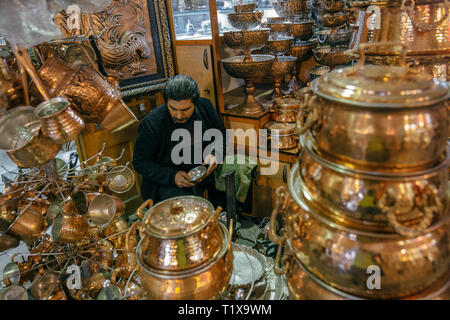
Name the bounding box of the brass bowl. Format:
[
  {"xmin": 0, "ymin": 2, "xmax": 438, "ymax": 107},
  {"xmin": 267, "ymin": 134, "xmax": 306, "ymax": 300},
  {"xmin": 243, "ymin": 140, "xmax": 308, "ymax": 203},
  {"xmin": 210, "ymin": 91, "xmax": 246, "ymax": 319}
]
[
  {"xmin": 138, "ymin": 198, "xmax": 224, "ymax": 271},
  {"xmin": 223, "ymin": 29, "xmax": 270, "ymax": 61},
  {"xmin": 35, "ymin": 96, "xmax": 85, "ymax": 145},
  {"xmin": 266, "ymin": 36, "xmax": 295, "ymax": 56},
  {"xmin": 266, "ymin": 17, "xmax": 285, "ymax": 23},
  {"xmin": 222, "ymin": 54, "xmax": 275, "ymax": 79},
  {"xmin": 291, "ymin": 20, "xmax": 314, "ymax": 40},
  {"xmin": 273, "ymin": 0, "xmax": 309, "ymax": 20},
  {"xmin": 272, "ymin": 55, "xmax": 297, "ymax": 77},
  {"xmin": 314, "ymin": 28, "xmax": 352, "ymax": 46},
  {"xmin": 318, "ymin": 12, "xmax": 348, "ymax": 27},
  {"xmin": 234, "ymin": 3, "xmax": 257, "ymax": 13},
  {"xmin": 0, "ymin": 107, "xmax": 60, "ymax": 168},
  {"xmin": 264, "ymin": 22, "xmax": 292, "ymax": 35},
  {"xmin": 294, "ymin": 138, "xmax": 449, "ymax": 234},
  {"xmin": 273, "ymin": 96, "xmax": 302, "ymax": 123},
  {"xmin": 281, "ymin": 179, "xmax": 450, "ymax": 299},
  {"xmin": 137, "ymin": 222, "xmax": 233, "ymax": 300},
  {"xmin": 312, "ymin": 45, "xmax": 351, "ymax": 66},
  {"xmin": 106, "ymin": 166, "xmax": 135, "ymax": 194},
  {"xmin": 290, "ymin": 40, "xmax": 318, "ymax": 62},
  {"xmin": 227, "ymin": 11, "xmax": 264, "ymax": 30},
  {"xmin": 315, "ymin": 0, "xmax": 346, "ymax": 12}
]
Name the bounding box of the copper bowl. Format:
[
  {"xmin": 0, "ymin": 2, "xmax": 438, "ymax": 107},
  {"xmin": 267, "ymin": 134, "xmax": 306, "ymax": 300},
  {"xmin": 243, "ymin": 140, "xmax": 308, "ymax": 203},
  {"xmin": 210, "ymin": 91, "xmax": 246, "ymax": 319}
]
[
  {"xmin": 290, "ymin": 40, "xmax": 318, "ymax": 62},
  {"xmin": 271, "ymin": 55, "xmax": 297, "ymax": 77},
  {"xmin": 227, "ymin": 11, "xmax": 264, "ymax": 30},
  {"xmin": 223, "ymin": 29, "xmax": 270, "ymax": 60},
  {"xmin": 291, "ymin": 20, "xmax": 315, "ymax": 40},
  {"xmin": 266, "ymin": 36, "xmax": 295, "ymax": 56},
  {"xmin": 8, "ymin": 205, "xmax": 45, "ymax": 242},
  {"xmin": 313, "ymin": 45, "xmax": 351, "ymax": 66},
  {"xmin": 35, "ymin": 96, "xmax": 85, "ymax": 144},
  {"xmin": 88, "ymin": 194, "xmax": 121, "ymax": 226},
  {"xmin": 234, "ymin": 3, "xmax": 257, "ymax": 12},
  {"xmin": 308, "ymin": 65, "xmax": 330, "ymax": 81},
  {"xmin": 314, "ymin": 28, "xmax": 352, "ymax": 46},
  {"xmin": 137, "ymin": 222, "xmax": 233, "ymax": 300},
  {"xmin": 264, "ymin": 22, "xmax": 292, "ymax": 35},
  {"xmin": 222, "ymin": 54, "xmax": 275, "ymax": 79},
  {"xmin": 266, "ymin": 17, "xmax": 286, "ymax": 23},
  {"xmin": 272, "ymin": 96, "xmax": 302, "ymax": 123},
  {"xmin": 0, "ymin": 107, "xmax": 61, "ymax": 168},
  {"xmin": 318, "ymin": 12, "xmax": 348, "ymax": 27},
  {"xmin": 273, "ymin": 1, "xmax": 309, "ymax": 20},
  {"xmin": 137, "ymin": 198, "xmax": 224, "ymax": 271},
  {"xmin": 315, "ymin": 0, "xmax": 346, "ymax": 12}
]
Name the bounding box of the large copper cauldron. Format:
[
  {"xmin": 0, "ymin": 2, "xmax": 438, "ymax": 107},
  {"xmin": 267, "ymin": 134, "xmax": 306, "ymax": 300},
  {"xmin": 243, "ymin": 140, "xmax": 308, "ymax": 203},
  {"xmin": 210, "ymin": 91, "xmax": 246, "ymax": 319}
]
[
  {"xmin": 136, "ymin": 197, "xmax": 234, "ymax": 299},
  {"xmin": 38, "ymin": 55, "xmax": 137, "ymax": 133},
  {"xmin": 271, "ymin": 182, "xmax": 450, "ymax": 299},
  {"xmin": 296, "ymin": 48, "xmax": 449, "ymax": 172}
]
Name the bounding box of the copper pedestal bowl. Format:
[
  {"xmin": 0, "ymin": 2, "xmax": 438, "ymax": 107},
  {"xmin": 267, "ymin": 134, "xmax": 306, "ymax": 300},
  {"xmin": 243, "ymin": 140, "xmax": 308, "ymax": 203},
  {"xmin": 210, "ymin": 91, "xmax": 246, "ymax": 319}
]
[
  {"xmin": 308, "ymin": 65, "xmax": 330, "ymax": 81},
  {"xmin": 264, "ymin": 22, "xmax": 293, "ymax": 36},
  {"xmin": 313, "ymin": 45, "xmax": 351, "ymax": 67},
  {"xmin": 291, "ymin": 20, "xmax": 315, "ymax": 41},
  {"xmin": 273, "ymin": 0, "xmax": 309, "ymax": 21},
  {"xmin": 223, "ymin": 29, "xmax": 270, "ymax": 62},
  {"xmin": 268, "ymin": 56, "xmax": 297, "ymax": 100},
  {"xmin": 314, "ymin": 28, "xmax": 352, "ymax": 46},
  {"xmin": 266, "ymin": 36, "xmax": 295, "ymax": 56},
  {"xmin": 227, "ymin": 11, "xmax": 264, "ymax": 30},
  {"xmin": 222, "ymin": 54, "xmax": 275, "ymax": 114},
  {"xmin": 318, "ymin": 12, "xmax": 348, "ymax": 28},
  {"xmin": 266, "ymin": 17, "xmax": 286, "ymax": 23},
  {"xmin": 234, "ymin": 3, "xmax": 257, "ymax": 13}
]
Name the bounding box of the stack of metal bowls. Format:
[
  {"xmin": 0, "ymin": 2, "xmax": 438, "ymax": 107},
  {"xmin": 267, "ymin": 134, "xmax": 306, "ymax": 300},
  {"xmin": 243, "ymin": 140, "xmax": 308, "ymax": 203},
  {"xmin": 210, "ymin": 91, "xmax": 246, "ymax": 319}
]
[
  {"xmin": 312, "ymin": 0, "xmax": 351, "ymax": 69},
  {"xmin": 270, "ymin": 55, "xmax": 450, "ymax": 299},
  {"xmin": 136, "ymin": 197, "xmax": 234, "ymax": 300}
]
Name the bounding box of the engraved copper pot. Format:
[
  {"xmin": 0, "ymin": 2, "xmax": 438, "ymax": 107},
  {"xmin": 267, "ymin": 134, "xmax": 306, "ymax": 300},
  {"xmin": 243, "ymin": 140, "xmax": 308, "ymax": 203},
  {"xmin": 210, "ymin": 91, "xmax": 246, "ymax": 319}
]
[
  {"xmin": 35, "ymin": 96, "xmax": 85, "ymax": 144},
  {"xmin": 227, "ymin": 11, "xmax": 264, "ymax": 30},
  {"xmin": 51, "ymin": 211, "xmax": 88, "ymax": 244},
  {"xmin": 136, "ymin": 198, "xmax": 225, "ymax": 271},
  {"xmin": 137, "ymin": 220, "xmax": 233, "ymax": 300},
  {"xmin": 38, "ymin": 55, "xmax": 137, "ymax": 133},
  {"xmin": 272, "ymin": 96, "xmax": 301, "ymax": 123},
  {"xmin": 0, "ymin": 107, "xmax": 61, "ymax": 168},
  {"xmin": 308, "ymin": 65, "xmax": 330, "ymax": 81},
  {"xmin": 314, "ymin": 28, "xmax": 352, "ymax": 46},
  {"xmin": 223, "ymin": 29, "xmax": 270, "ymax": 62},
  {"xmin": 318, "ymin": 12, "xmax": 348, "ymax": 27},
  {"xmin": 264, "ymin": 22, "xmax": 293, "ymax": 36},
  {"xmin": 234, "ymin": 3, "xmax": 257, "ymax": 12},
  {"xmin": 273, "ymin": 0, "xmax": 310, "ymax": 21},
  {"xmin": 262, "ymin": 122, "xmax": 298, "ymax": 150},
  {"xmin": 271, "ymin": 184, "xmax": 450, "ymax": 299},
  {"xmin": 293, "ymin": 139, "xmax": 449, "ymax": 235},
  {"xmin": 296, "ymin": 52, "xmax": 449, "ymax": 171},
  {"xmin": 312, "ymin": 45, "xmax": 351, "ymax": 67},
  {"xmin": 314, "ymin": 0, "xmax": 347, "ymax": 12},
  {"xmin": 291, "ymin": 20, "xmax": 315, "ymax": 40}
]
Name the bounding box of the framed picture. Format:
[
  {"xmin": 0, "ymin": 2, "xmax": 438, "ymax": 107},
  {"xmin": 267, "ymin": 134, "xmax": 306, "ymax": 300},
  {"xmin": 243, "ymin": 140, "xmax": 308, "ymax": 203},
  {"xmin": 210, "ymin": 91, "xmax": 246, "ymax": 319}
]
[{"xmin": 54, "ymin": 0, "xmax": 175, "ymax": 98}]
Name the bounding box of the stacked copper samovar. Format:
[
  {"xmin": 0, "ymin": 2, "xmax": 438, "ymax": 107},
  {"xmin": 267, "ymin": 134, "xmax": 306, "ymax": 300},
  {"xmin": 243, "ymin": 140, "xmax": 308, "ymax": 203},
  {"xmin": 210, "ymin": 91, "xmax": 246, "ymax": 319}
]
[
  {"xmin": 346, "ymin": 0, "xmax": 450, "ymax": 80},
  {"xmin": 222, "ymin": 3, "xmax": 274, "ymax": 114},
  {"xmin": 270, "ymin": 45, "xmax": 450, "ymax": 299},
  {"xmin": 311, "ymin": 0, "xmax": 352, "ymax": 70}
]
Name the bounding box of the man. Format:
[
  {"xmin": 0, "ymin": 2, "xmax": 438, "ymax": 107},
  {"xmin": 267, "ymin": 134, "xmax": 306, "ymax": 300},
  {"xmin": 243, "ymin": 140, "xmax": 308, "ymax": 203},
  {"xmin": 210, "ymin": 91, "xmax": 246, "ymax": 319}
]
[{"xmin": 132, "ymin": 75, "xmax": 226, "ymax": 203}]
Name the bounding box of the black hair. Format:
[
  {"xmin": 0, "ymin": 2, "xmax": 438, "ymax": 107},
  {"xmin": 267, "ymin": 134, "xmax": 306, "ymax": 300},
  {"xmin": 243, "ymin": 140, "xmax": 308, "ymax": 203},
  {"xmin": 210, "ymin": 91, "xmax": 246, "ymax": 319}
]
[{"xmin": 163, "ymin": 74, "xmax": 200, "ymax": 105}]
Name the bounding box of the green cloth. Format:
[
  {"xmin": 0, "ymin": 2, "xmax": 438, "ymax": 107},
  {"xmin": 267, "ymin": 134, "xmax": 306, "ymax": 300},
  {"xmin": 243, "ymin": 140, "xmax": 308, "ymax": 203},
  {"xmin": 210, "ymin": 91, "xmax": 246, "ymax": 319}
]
[{"xmin": 214, "ymin": 155, "xmax": 258, "ymax": 203}]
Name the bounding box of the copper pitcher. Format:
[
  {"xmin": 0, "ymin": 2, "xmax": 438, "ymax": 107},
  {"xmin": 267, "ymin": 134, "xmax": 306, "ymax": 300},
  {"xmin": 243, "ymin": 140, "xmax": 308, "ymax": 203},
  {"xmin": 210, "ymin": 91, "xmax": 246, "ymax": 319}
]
[
  {"xmin": 8, "ymin": 204, "xmax": 46, "ymax": 242},
  {"xmin": 38, "ymin": 55, "xmax": 137, "ymax": 133},
  {"xmin": 0, "ymin": 106, "xmax": 61, "ymax": 168},
  {"xmin": 35, "ymin": 96, "xmax": 85, "ymax": 144}
]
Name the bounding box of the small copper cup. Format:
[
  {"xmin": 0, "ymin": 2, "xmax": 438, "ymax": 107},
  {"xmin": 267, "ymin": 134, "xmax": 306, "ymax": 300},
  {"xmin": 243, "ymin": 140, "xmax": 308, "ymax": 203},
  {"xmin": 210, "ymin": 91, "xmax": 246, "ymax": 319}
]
[{"xmin": 8, "ymin": 205, "xmax": 45, "ymax": 242}]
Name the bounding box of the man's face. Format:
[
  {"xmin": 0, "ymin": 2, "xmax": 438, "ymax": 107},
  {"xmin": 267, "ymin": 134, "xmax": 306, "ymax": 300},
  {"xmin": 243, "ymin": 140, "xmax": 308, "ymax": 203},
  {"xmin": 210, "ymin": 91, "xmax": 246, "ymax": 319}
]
[{"xmin": 167, "ymin": 99, "xmax": 195, "ymax": 124}]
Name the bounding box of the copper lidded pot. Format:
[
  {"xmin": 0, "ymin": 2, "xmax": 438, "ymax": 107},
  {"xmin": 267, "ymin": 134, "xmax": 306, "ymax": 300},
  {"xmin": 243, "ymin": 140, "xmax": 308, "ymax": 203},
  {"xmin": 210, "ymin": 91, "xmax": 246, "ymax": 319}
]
[
  {"xmin": 272, "ymin": 96, "xmax": 302, "ymax": 123},
  {"xmin": 297, "ymin": 43, "xmax": 450, "ymax": 172},
  {"xmin": 136, "ymin": 197, "xmax": 234, "ymax": 299},
  {"xmin": 262, "ymin": 122, "xmax": 299, "ymax": 150}
]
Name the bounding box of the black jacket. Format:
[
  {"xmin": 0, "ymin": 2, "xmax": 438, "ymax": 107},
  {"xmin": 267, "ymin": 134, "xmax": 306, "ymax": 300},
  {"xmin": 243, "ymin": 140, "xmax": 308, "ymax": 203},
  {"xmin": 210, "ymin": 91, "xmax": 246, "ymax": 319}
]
[{"xmin": 132, "ymin": 98, "xmax": 226, "ymax": 202}]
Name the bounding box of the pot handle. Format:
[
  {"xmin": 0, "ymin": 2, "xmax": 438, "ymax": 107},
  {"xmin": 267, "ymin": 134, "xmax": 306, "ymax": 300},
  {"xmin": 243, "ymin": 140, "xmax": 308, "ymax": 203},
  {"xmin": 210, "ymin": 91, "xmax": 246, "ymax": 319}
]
[
  {"xmin": 294, "ymin": 92, "xmax": 320, "ymax": 135},
  {"xmin": 379, "ymin": 184, "xmax": 441, "ymax": 237},
  {"xmin": 125, "ymin": 221, "xmax": 142, "ymax": 253},
  {"xmin": 348, "ymin": 41, "xmax": 416, "ymax": 75},
  {"xmin": 269, "ymin": 186, "xmax": 290, "ymax": 245},
  {"xmin": 401, "ymin": 0, "xmax": 449, "ymax": 32},
  {"xmin": 136, "ymin": 199, "xmax": 153, "ymax": 220},
  {"xmin": 212, "ymin": 206, "xmax": 223, "ymax": 222}
]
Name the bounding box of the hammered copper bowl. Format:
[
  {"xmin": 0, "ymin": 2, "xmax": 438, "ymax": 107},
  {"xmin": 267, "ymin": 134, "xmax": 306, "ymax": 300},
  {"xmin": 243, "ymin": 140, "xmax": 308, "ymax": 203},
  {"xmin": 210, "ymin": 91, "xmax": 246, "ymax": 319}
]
[
  {"xmin": 282, "ymin": 179, "xmax": 450, "ymax": 299},
  {"xmin": 290, "ymin": 40, "xmax": 318, "ymax": 62},
  {"xmin": 272, "ymin": 55, "xmax": 297, "ymax": 77},
  {"xmin": 137, "ymin": 222, "xmax": 233, "ymax": 300},
  {"xmin": 138, "ymin": 197, "xmax": 224, "ymax": 271},
  {"xmin": 227, "ymin": 11, "xmax": 264, "ymax": 30},
  {"xmin": 223, "ymin": 29, "xmax": 270, "ymax": 52},
  {"xmin": 314, "ymin": 28, "xmax": 352, "ymax": 46},
  {"xmin": 222, "ymin": 54, "xmax": 275, "ymax": 79},
  {"xmin": 294, "ymin": 140, "xmax": 449, "ymax": 234},
  {"xmin": 51, "ymin": 212, "xmax": 88, "ymax": 244},
  {"xmin": 313, "ymin": 45, "xmax": 351, "ymax": 66},
  {"xmin": 0, "ymin": 107, "xmax": 60, "ymax": 168},
  {"xmin": 291, "ymin": 20, "xmax": 314, "ymax": 40}
]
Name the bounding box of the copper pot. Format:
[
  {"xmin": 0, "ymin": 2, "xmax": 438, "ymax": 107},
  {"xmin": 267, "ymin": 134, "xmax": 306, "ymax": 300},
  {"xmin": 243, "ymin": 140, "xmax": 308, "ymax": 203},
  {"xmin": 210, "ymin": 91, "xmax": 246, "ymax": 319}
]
[
  {"xmin": 0, "ymin": 107, "xmax": 61, "ymax": 168},
  {"xmin": 272, "ymin": 184, "xmax": 450, "ymax": 299},
  {"xmin": 137, "ymin": 221, "xmax": 233, "ymax": 300},
  {"xmin": 38, "ymin": 55, "xmax": 137, "ymax": 133},
  {"xmin": 88, "ymin": 240, "xmax": 115, "ymax": 274},
  {"xmin": 294, "ymin": 140, "xmax": 449, "ymax": 235},
  {"xmin": 88, "ymin": 194, "xmax": 123, "ymax": 226},
  {"xmin": 0, "ymin": 233, "xmax": 20, "ymax": 253},
  {"xmin": 137, "ymin": 198, "xmax": 224, "ymax": 271},
  {"xmin": 35, "ymin": 96, "xmax": 85, "ymax": 144},
  {"xmin": 297, "ymin": 49, "xmax": 449, "ymax": 171},
  {"xmin": 313, "ymin": 45, "xmax": 351, "ymax": 67},
  {"xmin": 51, "ymin": 211, "xmax": 88, "ymax": 244},
  {"xmin": 272, "ymin": 96, "xmax": 301, "ymax": 123},
  {"xmin": 8, "ymin": 204, "xmax": 45, "ymax": 242},
  {"xmin": 30, "ymin": 271, "xmax": 60, "ymax": 300},
  {"xmin": 262, "ymin": 122, "xmax": 298, "ymax": 150}
]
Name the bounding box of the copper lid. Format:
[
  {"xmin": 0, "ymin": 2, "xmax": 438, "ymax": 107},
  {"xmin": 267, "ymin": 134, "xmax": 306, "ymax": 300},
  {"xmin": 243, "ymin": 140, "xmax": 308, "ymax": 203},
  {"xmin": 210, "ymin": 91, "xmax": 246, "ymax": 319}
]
[
  {"xmin": 264, "ymin": 121, "xmax": 296, "ymax": 135},
  {"xmin": 312, "ymin": 64, "xmax": 449, "ymax": 108},
  {"xmin": 143, "ymin": 196, "xmax": 215, "ymax": 238}
]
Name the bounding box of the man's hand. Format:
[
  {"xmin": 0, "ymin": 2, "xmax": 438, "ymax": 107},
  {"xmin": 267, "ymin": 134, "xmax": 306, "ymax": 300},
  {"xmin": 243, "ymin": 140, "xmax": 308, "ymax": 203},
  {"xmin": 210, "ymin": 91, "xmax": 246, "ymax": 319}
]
[
  {"xmin": 203, "ymin": 154, "xmax": 218, "ymax": 176},
  {"xmin": 175, "ymin": 171, "xmax": 195, "ymax": 188}
]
